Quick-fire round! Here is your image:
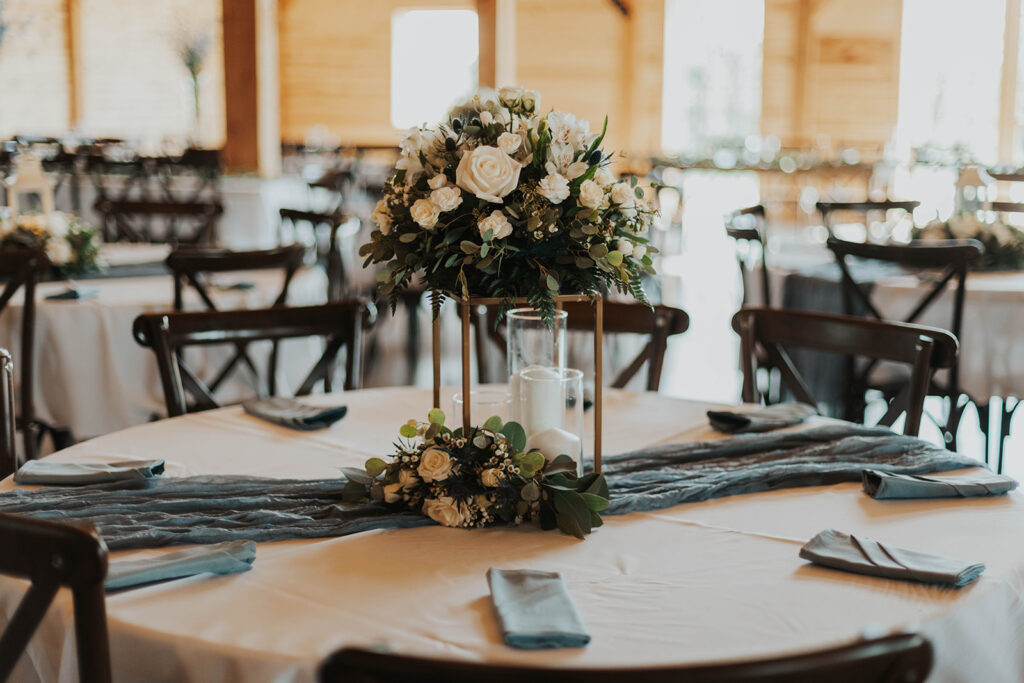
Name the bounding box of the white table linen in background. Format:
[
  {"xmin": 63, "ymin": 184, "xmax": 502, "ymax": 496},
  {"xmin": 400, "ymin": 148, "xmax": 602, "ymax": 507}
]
[
  {"xmin": 1, "ymin": 388, "xmax": 1022, "ymax": 683},
  {"xmin": 0, "ymin": 266, "xmax": 327, "ymax": 437}
]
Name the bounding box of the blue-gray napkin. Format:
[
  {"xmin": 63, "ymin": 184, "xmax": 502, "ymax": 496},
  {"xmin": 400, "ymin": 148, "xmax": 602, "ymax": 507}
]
[
  {"xmin": 14, "ymin": 459, "xmax": 165, "ymax": 486},
  {"xmin": 45, "ymin": 287, "xmax": 100, "ymax": 301},
  {"xmin": 105, "ymin": 540, "xmax": 256, "ymax": 591},
  {"xmin": 707, "ymin": 402, "xmax": 818, "ymax": 434},
  {"xmin": 486, "ymin": 568, "xmax": 590, "ymax": 649},
  {"xmin": 799, "ymin": 528, "xmax": 984, "ymax": 587},
  {"xmin": 242, "ymin": 397, "xmax": 347, "ymax": 431},
  {"xmin": 862, "ymin": 469, "xmax": 1019, "ymax": 499}
]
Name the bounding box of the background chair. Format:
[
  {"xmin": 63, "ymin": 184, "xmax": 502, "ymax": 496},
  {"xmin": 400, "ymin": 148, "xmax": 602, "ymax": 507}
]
[
  {"xmin": 816, "ymin": 200, "xmax": 920, "ymax": 236},
  {"xmin": 320, "ymin": 633, "xmax": 932, "ymax": 683},
  {"xmin": 0, "ymin": 514, "xmax": 110, "ymax": 683},
  {"xmin": 132, "ymin": 301, "xmax": 376, "ymax": 417},
  {"xmin": 474, "ymin": 301, "xmax": 689, "ymax": 390},
  {"xmin": 0, "ymin": 350, "xmax": 15, "ymax": 479},
  {"xmin": 93, "ymin": 198, "xmax": 223, "ymax": 245},
  {"xmin": 725, "ymin": 204, "xmax": 772, "ymax": 308},
  {"xmin": 278, "ymin": 208, "xmax": 357, "ymax": 301},
  {"xmin": 733, "ymin": 307, "xmax": 959, "ymax": 436}
]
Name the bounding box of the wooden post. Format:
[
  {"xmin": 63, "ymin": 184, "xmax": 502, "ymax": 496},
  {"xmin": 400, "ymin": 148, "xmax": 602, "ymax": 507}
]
[
  {"xmin": 999, "ymin": 0, "xmax": 1021, "ymax": 165},
  {"xmin": 460, "ymin": 299, "xmax": 472, "ymax": 434},
  {"xmin": 593, "ymin": 294, "xmax": 603, "ymax": 474},
  {"xmin": 64, "ymin": 0, "xmax": 81, "ymax": 130},
  {"xmin": 477, "ymin": 0, "xmax": 515, "ymax": 88},
  {"xmin": 432, "ymin": 292, "xmax": 441, "ymax": 410}
]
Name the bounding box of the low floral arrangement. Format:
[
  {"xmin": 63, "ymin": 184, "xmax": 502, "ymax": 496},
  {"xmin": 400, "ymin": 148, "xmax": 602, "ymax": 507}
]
[
  {"xmin": 913, "ymin": 214, "xmax": 1024, "ymax": 270},
  {"xmin": 0, "ymin": 212, "xmax": 100, "ymax": 275},
  {"xmin": 360, "ymin": 86, "xmax": 658, "ymax": 322},
  {"xmin": 340, "ymin": 409, "xmax": 609, "ymax": 539}
]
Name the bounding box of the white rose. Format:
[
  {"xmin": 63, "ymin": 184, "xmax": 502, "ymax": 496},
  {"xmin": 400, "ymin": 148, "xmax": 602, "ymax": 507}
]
[
  {"xmin": 478, "ymin": 210, "xmax": 513, "ymax": 240},
  {"xmin": 615, "ymin": 239, "xmax": 634, "ymax": 257},
  {"xmin": 480, "ymin": 110, "xmax": 494, "ymax": 126},
  {"xmin": 578, "ymin": 179, "xmax": 605, "ymax": 210},
  {"xmin": 498, "ymin": 85, "xmax": 525, "ymax": 106},
  {"xmin": 537, "ymin": 173, "xmax": 571, "ymax": 204},
  {"xmin": 594, "ymin": 167, "xmax": 615, "ymax": 186},
  {"xmin": 383, "ymin": 482, "xmax": 403, "ymax": 504},
  {"xmin": 632, "ymin": 244, "xmax": 647, "ymax": 260},
  {"xmin": 428, "ymin": 174, "xmax": 448, "ymax": 190},
  {"xmin": 566, "ymin": 161, "xmax": 589, "ymax": 180},
  {"xmin": 417, "ymin": 446, "xmax": 453, "ymax": 482},
  {"xmin": 398, "ymin": 468, "xmax": 420, "ymax": 491},
  {"xmin": 610, "ymin": 182, "xmax": 635, "ymax": 207},
  {"xmin": 371, "ymin": 199, "xmax": 392, "ymax": 235},
  {"xmin": 410, "ymin": 198, "xmax": 440, "ymax": 229},
  {"xmin": 422, "ymin": 496, "xmax": 464, "ymax": 527},
  {"xmin": 430, "ymin": 186, "xmax": 463, "ymax": 213},
  {"xmin": 522, "ymin": 89, "xmax": 541, "ymax": 112},
  {"xmin": 481, "ymin": 468, "xmax": 501, "ymax": 487},
  {"xmin": 456, "ymin": 145, "xmax": 522, "ymax": 203},
  {"xmin": 497, "ymin": 132, "xmax": 521, "ymax": 155}
]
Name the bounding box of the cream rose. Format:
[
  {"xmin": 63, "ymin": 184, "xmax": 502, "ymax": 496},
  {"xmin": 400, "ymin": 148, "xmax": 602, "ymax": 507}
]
[
  {"xmin": 371, "ymin": 199, "xmax": 392, "ymax": 235},
  {"xmin": 478, "ymin": 210, "xmax": 513, "ymax": 240},
  {"xmin": 422, "ymin": 496, "xmax": 464, "ymax": 527},
  {"xmin": 497, "ymin": 132, "xmax": 521, "ymax": 155},
  {"xmin": 537, "ymin": 173, "xmax": 570, "ymax": 204},
  {"xmin": 615, "ymin": 239, "xmax": 634, "ymax": 257},
  {"xmin": 410, "ymin": 198, "xmax": 440, "ymax": 229},
  {"xmin": 522, "ymin": 89, "xmax": 541, "ymax": 111},
  {"xmin": 481, "ymin": 468, "xmax": 502, "ymax": 487},
  {"xmin": 398, "ymin": 468, "xmax": 420, "ymax": 491},
  {"xmin": 632, "ymin": 244, "xmax": 647, "ymax": 260},
  {"xmin": 430, "ymin": 186, "xmax": 463, "ymax": 213},
  {"xmin": 383, "ymin": 482, "xmax": 403, "ymax": 504},
  {"xmin": 456, "ymin": 146, "xmax": 522, "ymax": 203},
  {"xmin": 594, "ymin": 167, "xmax": 615, "ymax": 186},
  {"xmin": 428, "ymin": 174, "xmax": 448, "ymax": 190},
  {"xmin": 611, "ymin": 183, "xmax": 635, "ymax": 206},
  {"xmin": 578, "ymin": 179, "xmax": 605, "ymax": 210},
  {"xmin": 417, "ymin": 446, "xmax": 453, "ymax": 482},
  {"xmin": 498, "ymin": 85, "xmax": 525, "ymax": 106}
]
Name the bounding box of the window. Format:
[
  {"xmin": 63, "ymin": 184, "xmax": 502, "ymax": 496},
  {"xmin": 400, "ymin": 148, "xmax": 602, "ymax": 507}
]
[{"xmin": 391, "ymin": 9, "xmax": 478, "ymax": 129}]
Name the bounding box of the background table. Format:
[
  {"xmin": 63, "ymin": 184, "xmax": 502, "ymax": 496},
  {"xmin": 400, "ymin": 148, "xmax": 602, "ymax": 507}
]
[
  {"xmin": 1, "ymin": 387, "xmax": 1022, "ymax": 682},
  {"xmin": 0, "ymin": 258, "xmax": 327, "ymax": 438}
]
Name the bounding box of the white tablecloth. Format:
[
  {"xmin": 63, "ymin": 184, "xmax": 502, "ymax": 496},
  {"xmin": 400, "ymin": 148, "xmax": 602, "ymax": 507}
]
[
  {"xmin": 1, "ymin": 388, "xmax": 1022, "ymax": 682},
  {"xmin": 0, "ymin": 266, "xmax": 327, "ymax": 438}
]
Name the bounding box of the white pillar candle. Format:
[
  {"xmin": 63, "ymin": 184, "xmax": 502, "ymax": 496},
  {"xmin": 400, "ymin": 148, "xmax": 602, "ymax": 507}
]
[
  {"xmin": 526, "ymin": 427, "xmax": 584, "ymax": 475},
  {"xmin": 521, "ymin": 366, "xmax": 562, "ymax": 436}
]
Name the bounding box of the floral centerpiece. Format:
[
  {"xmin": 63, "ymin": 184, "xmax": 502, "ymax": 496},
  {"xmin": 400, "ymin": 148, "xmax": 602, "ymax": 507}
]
[
  {"xmin": 340, "ymin": 409, "xmax": 609, "ymax": 539},
  {"xmin": 0, "ymin": 212, "xmax": 100, "ymax": 276},
  {"xmin": 360, "ymin": 86, "xmax": 658, "ymax": 322},
  {"xmin": 914, "ymin": 214, "xmax": 1024, "ymax": 270}
]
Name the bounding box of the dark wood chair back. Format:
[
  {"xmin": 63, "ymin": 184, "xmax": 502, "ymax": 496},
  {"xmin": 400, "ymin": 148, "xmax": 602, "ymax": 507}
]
[
  {"xmin": 733, "ymin": 307, "xmax": 958, "ymax": 435},
  {"xmin": 320, "ymin": 633, "xmax": 932, "ymax": 683},
  {"xmin": 475, "ymin": 301, "xmax": 689, "ymax": 391},
  {"xmin": 816, "ymin": 200, "xmax": 919, "ymax": 234},
  {"xmin": 725, "ymin": 204, "xmax": 771, "ymax": 307},
  {"xmin": 0, "ymin": 514, "xmax": 110, "ymax": 683},
  {"xmin": 0, "ymin": 350, "xmax": 15, "ymax": 479},
  {"xmin": 0, "ymin": 250, "xmax": 49, "ymax": 461},
  {"xmin": 278, "ymin": 208, "xmax": 349, "ymax": 301},
  {"xmin": 132, "ymin": 301, "xmax": 376, "ymax": 417},
  {"xmin": 93, "ymin": 198, "xmax": 223, "ymax": 245}
]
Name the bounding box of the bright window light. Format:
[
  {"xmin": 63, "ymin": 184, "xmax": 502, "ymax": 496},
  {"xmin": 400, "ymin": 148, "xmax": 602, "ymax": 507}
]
[{"xmin": 391, "ymin": 9, "xmax": 478, "ymax": 129}]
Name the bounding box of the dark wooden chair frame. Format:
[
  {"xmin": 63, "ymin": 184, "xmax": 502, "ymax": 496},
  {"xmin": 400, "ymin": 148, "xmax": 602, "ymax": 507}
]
[
  {"xmin": 474, "ymin": 301, "xmax": 689, "ymax": 391},
  {"xmin": 816, "ymin": 200, "xmax": 920, "ymax": 235},
  {"xmin": 734, "ymin": 307, "xmax": 958, "ymax": 436},
  {"xmin": 278, "ymin": 208, "xmax": 351, "ymax": 302},
  {"xmin": 0, "ymin": 514, "xmax": 110, "ymax": 683},
  {"xmin": 320, "ymin": 633, "xmax": 932, "ymax": 683},
  {"xmin": 93, "ymin": 197, "xmax": 223, "ymax": 245},
  {"xmin": 0, "ymin": 350, "xmax": 15, "ymax": 480},
  {"xmin": 725, "ymin": 204, "xmax": 772, "ymax": 308},
  {"xmin": 826, "ymin": 237, "xmax": 983, "ymax": 443},
  {"xmin": 132, "ymin": 301, "xmax": 376, "ymax": 417}
]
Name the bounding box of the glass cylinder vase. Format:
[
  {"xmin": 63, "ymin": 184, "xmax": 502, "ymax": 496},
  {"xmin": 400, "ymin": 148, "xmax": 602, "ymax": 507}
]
[
  {"xmin": 518, "ymin": 366, "xmax": 586, "ymax": 475},
  {"xmin": 506, "ymin": 307, "xmax": 567, "ymax": 422}
]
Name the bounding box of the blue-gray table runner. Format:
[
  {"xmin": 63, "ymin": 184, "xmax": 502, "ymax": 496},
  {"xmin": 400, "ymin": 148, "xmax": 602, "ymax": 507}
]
[{"xmin": 0, "ymin": 424, "xmax": 981, "ymax": 549}]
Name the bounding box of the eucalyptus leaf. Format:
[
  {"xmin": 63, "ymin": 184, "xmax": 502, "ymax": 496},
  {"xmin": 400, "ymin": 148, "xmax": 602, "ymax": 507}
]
[
  {"xmin": 606, "ymin": 251, "xmax": 623, "ymax": 266},
  {"xmin": 399, "ymin": 233, "xmax": 418, "ymax": 243},
  {"xmin": 580, "ymin": 492, "xmax": 610, "ymax": 511},
  {"xmin": 553, "ymin": 490, "xmax": 592, "ymax": 535},
  {"xmin": 427, "ymin": 408, "xmax": 445, "ymax": 425},
  {"xmin": 341, "ymin": 467, "xmax": 374, "ymax": 485},
  {"xmin": 364, "ymin": 458, "xmax": 387, "ymax": 478},
  {"xmin": 499, "ymin": 421, "xmax": 527, "ymax": 452},
  {"xmin": 482, "ymin": 415, "xmax": 503, "ymax": 432},
  {"xmin": 341, "ymin": 480, "xmax": 367, "ymax": 503},
  {"xmin": 521, "ymin": 480, "xmax": 540, "ymax": 502},
  {"xmin": 399, "ymin": 424, "xmax": 418, "ymax": 438}
]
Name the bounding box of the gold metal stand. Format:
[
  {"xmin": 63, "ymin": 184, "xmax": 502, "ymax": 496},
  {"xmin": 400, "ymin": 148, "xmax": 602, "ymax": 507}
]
[{"xmin": 431, "ymin": 292, "xmax": 604, "ymax": 473}]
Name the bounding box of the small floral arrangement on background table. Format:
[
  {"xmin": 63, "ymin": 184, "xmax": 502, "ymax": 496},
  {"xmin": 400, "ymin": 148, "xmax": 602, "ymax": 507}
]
[
  {"xmin": 0, "ymin": 212, "xmax": 100, "ymax": 276},
  {"xmin": 341, "ymin": 410, "xmax": 609, "ymax": 539},
  {"xmin": 914, "ymin": 214, "xmax": 1024, "ymax": 270},
  {"xmin": 360, "ymin": 86, "xmax": 658, "ymax": 322}
]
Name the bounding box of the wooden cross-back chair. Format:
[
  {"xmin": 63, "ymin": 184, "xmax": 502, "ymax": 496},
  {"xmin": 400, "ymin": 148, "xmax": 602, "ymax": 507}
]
[
  {"xmin": 817, "ymin": 200, "xmax": 920, "ymax": 235},
  {"xmin": 321, "ymin": 633, "xmax": 932, "ymax": 683},
  {"xmin": 733, "ymin": 307, "xmax": 959, "ymax": 436},
  {"xmin": 132, "ymin": 301, "xmax": 376, "ymax": 417},
  {"xmin": 826, "ymin": 237, "xmax": 983, "ymax": 442},
  {"xmin": 0, "ymin": 350, "xmax": 15, "ymax": 480},
  {"xmin": 278, "ymin": 208, "xmax": 353, "ymax": 301},
  {"xmin": 166, "ymin": 245, "xmax": 306, "ymax": 397},
  {"xmin": 153, "ymin": 148, "xmax": 221, "ymax": 203},
  {"xmin": 0, "ymin": 513, "xmax": 110, "ymax": 683},
  {"xmin": 725, "ymin": 204, "xmax": 771, "ymax": 308},
  {"xmin": 474, "ymin": 301, "xmax": 689, "ymax": 391},
  {"xmin": 93, "ymin": 197, "xmax": 223, "ymax": 246}
]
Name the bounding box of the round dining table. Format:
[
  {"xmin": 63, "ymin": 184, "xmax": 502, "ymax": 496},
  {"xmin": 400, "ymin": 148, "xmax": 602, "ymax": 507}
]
[{"xmin": 2, "ymin": 387, "xmax": 1023, "ymax": 683}]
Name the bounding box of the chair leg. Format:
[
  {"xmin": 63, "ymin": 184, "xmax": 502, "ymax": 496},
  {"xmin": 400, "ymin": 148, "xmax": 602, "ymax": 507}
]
[
  {"xmin": 997, "ymin": 398, "xmax": 1020, "ymax": 475},
  {"xmin": 405, "ymin": 294, "xmax": 421, "ymax": 386},
  {"xmin": 977, "ymin": 402, "xmax": 991, "ymax": 467}
]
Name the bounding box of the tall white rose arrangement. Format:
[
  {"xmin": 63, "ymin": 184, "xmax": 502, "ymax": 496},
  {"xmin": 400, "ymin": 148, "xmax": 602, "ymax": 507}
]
[{"xmin": 361, "ymin": 86, "xmax": 658, "ymax": 322}]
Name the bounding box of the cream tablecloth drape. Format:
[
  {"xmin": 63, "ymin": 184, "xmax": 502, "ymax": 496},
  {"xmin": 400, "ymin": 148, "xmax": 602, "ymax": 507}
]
[{"xmin": 1, "ymin": 388, "xmax": 1022, "ymax": 683}]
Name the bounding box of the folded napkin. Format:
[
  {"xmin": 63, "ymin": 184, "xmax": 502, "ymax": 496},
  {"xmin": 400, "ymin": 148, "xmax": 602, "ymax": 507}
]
[
  {"xmin": 105, "ymin": 540, "xmax": 256, "ymax": 591},
  {"xmin": 242, "ymin": 397, "xmax": 347, "ymax": 431},
  {"xmin": 14, "ymin": 459, "xmax": 165, "ymax": 486},
  {"xmin": 707, "ymin": 402, "xmax": 818, "ymax": 434},
  {"xmin": 863, "ymin": 469, "xmax": 1019, "ymax": 500},
  {"xmin": 486, "ymin": 568, "xmax": 590, "ymax": 649},
  {"xmin": 45, "ymin": 287, "xmax": 99, "ymax": 301},
  {"xmin": 799, "ymin": 528, "xmax": 985, "ymax": 587}
]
